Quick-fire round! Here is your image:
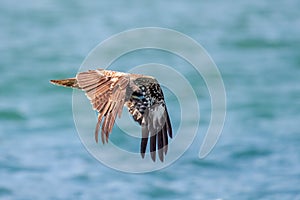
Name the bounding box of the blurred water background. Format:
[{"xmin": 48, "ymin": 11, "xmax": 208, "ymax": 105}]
[{"xmin": 0, "ymin": 0, "xmax": 299, "ymax": 199}]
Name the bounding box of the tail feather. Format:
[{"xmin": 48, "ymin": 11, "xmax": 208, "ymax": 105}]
[{"xmin": 50, "ymin": 78, "xmax": 80, "ymax": 89}]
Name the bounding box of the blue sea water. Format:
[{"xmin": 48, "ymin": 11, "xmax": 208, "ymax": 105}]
[{"xmin": 1, "ymin": 0, "xmax": 300, "ymax": 199}]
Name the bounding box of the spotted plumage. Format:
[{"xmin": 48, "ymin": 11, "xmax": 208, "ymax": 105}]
[{"xmin": 50, "ymin": 69, "xmax": 172, "ymax": 162}]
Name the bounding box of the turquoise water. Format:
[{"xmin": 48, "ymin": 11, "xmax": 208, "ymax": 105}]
[{"xmin": 1, "ymin": 0, "xmax": 300, "ymax": 199}]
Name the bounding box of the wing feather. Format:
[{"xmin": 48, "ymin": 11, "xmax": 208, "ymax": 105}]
[
  {"xmin": 143, "ymin": 106, "xmax": 172, "ymax": 162},
  {"xmin": 166, "ymin": 109, "xmax": 173, "ymax": 138},
  {"xmin": 162, "ymin": 124, "xmax": 168, "ymax": 154},
  {"xmin": 150, "ymin": 133, "xmax": 157, "ymax": 162},
  {"xmin": 76, "ymin": 69, "xmax": 129, "ymax": 143},
  {"xmin": 157, "ymin": 129, "xmax": 164, "ymax": 162}
]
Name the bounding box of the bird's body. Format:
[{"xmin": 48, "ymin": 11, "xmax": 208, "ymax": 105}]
[{"xmin": 50, "ymin": 69, "xmax": 172, "ymax": 162}]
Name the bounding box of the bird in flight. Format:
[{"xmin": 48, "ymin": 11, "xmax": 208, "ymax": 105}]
[{"xmin": 50, "ymin": 69, "xmax": 172, "ymax": 162}]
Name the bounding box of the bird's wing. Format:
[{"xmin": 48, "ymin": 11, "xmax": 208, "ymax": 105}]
[
  {"xmin": 76, "ymin": 69, "xmax": 130, "ymax": 143},
  {"xmin": 128, "ymin": 78, "xmax": 172, "ymax": 162},
  {"xmin": 141, "ymin": 103, "xmax": 172, "ymax": 162}
]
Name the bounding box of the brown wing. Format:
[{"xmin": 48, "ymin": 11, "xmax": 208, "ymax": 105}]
[{"xmin": 76, "ymin": 69, "xmax": 129, "ymax": 144}]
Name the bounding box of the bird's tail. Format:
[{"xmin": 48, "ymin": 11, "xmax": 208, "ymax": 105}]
[{"xmin": 50, "ymin": 78, "xmax": 80, "ymax": 89}]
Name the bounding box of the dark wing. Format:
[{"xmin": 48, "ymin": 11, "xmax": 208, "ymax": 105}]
[
  {"xmin": 76, "ymin": 69, "xmax": 130, "ymax": 143},
  {"xmin": 141, "ymin": 103, "xmax": 172, "ymax": 162},
  {"xmin": 128, "ymin": 78, "xmax": 172, "ymax": 162}
]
